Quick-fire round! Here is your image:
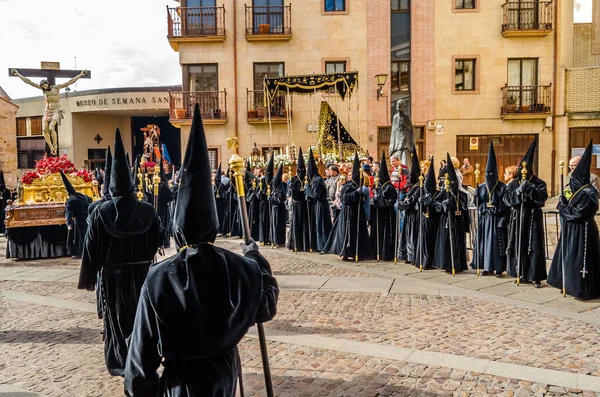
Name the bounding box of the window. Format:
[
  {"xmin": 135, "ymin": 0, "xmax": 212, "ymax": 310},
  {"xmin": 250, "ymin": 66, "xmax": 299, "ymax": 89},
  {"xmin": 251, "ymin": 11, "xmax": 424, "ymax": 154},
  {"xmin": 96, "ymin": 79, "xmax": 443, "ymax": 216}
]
[
  {"xmin": 261, "ymin": 147, "xmax": 283, "ymax": 158},
  {"xmin": 507, "ymin": 58, "xmax": 538, "ymax": 107},
  {"xmin": 252, "ymin": 0, "xmax": 284, "ymax": 34},
  {"xmin": 208, "ymin": 148, "xmax": 218, "ymax": 171},
  {"xmin": 17, "ymin": 137, "xmax": 46, "ymax": 169},
  {"xmin": 456, "ymin": 0, "xmax": 475, "ymax": 9},
  {"xmin": 16, "ymin": 118, "xmax": 26, "ymax": 137},
  {"xmin": 324, "ymin": 0, "xmax": 345, "ymax": 12},
  {"xmin": 31, "ymin": 116, "xmax": 42, "ymax": 136},
  {"xmin": 253, "ymin": 62, "xmax": 284, "ymax": 90},
  {"xmin": 325, "ymin": 61, "xmax": 346, "ymax": 74},
  {"xmin": 189, "ymin": 64, "xmax": 219, "ymax": 91},
  {"xmin": 391, "ymin": 61, "xmax": 410, "ymax": 93},
  {"xmin": 455, "ymin": 59, "xmax": 476, "ymax": 91},
  {"xmin": 391, "ymin": 0, "xmax": 410, "ymax": 11}
]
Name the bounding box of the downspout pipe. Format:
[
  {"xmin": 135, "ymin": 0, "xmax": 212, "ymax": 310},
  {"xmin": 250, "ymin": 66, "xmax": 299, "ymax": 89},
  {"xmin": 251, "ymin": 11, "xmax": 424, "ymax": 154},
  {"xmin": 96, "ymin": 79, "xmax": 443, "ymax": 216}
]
[
  {"xmin": 233, "ymin": 1, "xmax": 239, "ymax": 141},
  {"xmin": 551, "ymin": 0, "xmax": 559, "ymax": 196}
]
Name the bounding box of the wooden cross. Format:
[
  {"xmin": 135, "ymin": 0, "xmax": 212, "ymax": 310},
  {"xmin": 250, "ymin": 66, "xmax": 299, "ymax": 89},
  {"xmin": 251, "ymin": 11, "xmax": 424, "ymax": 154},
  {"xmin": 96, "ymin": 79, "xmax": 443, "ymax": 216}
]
[{"xmin": 8, "ymin": 61, "xmax": 91, "ymax": 85}]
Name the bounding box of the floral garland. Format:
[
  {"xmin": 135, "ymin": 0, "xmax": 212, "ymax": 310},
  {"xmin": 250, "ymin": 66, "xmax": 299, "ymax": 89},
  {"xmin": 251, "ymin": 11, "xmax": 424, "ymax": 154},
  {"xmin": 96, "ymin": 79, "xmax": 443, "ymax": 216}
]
[{"xmin": 21, "ymin": 154, "xmax": 93, "ymax": 185}]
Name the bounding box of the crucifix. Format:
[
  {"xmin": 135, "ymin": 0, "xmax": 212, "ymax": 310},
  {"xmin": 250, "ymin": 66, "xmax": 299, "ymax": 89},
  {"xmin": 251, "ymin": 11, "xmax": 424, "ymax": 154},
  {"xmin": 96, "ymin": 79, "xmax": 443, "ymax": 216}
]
[{"xmin": 9, "ymin": 62, "xmax": 91, "ymax": 156}]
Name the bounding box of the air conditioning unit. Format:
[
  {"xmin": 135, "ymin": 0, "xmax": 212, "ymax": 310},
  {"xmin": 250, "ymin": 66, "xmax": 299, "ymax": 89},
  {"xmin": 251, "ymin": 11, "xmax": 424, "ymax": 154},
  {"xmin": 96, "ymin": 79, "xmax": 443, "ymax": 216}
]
[{"xmin": 427, "ymin": 120, "xmax": 436, "ymax": 131}]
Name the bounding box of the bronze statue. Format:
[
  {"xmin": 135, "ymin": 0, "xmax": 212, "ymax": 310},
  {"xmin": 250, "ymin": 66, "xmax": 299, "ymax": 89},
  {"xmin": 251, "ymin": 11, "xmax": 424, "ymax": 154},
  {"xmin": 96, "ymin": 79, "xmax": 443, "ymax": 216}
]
[{"xmin": 10, "ymin": 68, "xmax": 88, "ymax": 156}]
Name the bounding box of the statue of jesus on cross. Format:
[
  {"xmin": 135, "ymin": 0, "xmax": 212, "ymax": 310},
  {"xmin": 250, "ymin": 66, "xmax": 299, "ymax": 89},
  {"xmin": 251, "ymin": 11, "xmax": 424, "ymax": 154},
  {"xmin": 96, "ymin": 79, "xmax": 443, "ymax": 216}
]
[{"xmin": 10, "ymin": 67, "xmax": 88, "ymax": 156}]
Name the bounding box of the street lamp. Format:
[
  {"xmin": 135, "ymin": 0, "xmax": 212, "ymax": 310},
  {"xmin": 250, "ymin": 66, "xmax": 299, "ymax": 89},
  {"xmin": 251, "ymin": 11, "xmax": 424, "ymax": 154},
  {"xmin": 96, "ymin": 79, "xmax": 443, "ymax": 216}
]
[{"xmin": 375, "ymin": 74, "xmax": 388, "ymax": 101}]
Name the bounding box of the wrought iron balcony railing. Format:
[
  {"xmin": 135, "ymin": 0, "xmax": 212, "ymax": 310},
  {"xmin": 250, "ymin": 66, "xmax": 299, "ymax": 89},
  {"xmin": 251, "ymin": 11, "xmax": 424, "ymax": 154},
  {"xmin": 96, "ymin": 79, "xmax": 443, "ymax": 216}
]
[
  {"xmin": 245, "ymin": 4, "xmax": 292, "ymax": 37},
  {"xmin": 170, "ymin": 91, "xmax": 227, "ymax": 121},
  {"xmin": 246, "ymin": 89, "xmax": 291, "ymax": 121},
  {"xmin": 502, "ymin": 1, "xmax": 552, "ymax": 34},
  {"xmin": 167, "ymin": 6, "xmax": 226, "ymax": 38},
  {"xmin": 501, "ymin": 84, "xmax": 552, "ymax": 116}
]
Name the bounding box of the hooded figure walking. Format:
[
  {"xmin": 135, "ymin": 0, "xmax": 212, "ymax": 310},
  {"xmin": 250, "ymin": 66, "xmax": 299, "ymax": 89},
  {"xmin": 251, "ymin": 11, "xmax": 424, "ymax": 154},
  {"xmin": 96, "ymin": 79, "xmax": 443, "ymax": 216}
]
[
  {"xmin": 270, "ymin": 163, "xmax": 287, "ymax": 246},
  {"xmin": 214, "ymin": 164, "xmax": 228, "ymax": 235},
  {"xmin": 0, "ymin": 170, "xmax": 11, "ymax": 235},
  {"xmin": 433, "ymin": 153, "xmax": 470, "ymax": 273},
  {"xmin": 124, "ymin": 105, "xmax": 278, "ymax": 397},
  {"xmin": 88, "ymin": 147, "xmax": 112, "ymax": 220},
  {"xmin": 548, "ymin": 140, "xmax": 600, "ymax": 299},
  {"xmin": 503, "ymin": 137, "xmax": 548, "ymax": 287},
  {"xmin": 305, "ymin": 148, "xmax": 332, "ymax": 252},
  {"xmin": 370, "ymin": 152, "xmax": 397, "ymax": 261},
  {"xmin": 259, "ymin": 155, "xmax": 274, "ymax": 245},
  {"xmin": 60, "ymin": 171, "xmax": 92, "ymax": 259},
  {"xmin": 397, "ymin": 147, "xmax": 421, "ymax": 264},
  {"xmin": 78, "ymin": 128, "xmax": 161, "ymax": 377},
  {"xmin": 472, "ymin": 142, "xmax": 510, "ymax": 276},
  {"xmin": 287, "ymin": 147, "xmax": 314, "ymax": 252},
  {"xmin": 418, "ymin": 157, "xmax": 440, "ymax": 269}
]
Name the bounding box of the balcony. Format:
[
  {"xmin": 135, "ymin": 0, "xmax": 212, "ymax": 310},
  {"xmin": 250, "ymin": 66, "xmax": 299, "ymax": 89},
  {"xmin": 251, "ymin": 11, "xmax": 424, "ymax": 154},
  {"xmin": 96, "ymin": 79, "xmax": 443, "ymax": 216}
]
[
  {"xmin": 502, "ymin": 1, "xmax": 553, "ymax": 37},
  {"xmin": 246, "ymin": 89, "xmax": 291, "ymax": 124},
  {"xmin": 167, "ymin": 6, "xmax": 226, "ymax": 50},
  {"xmin": 245, "ymin": 4, "xmax": 292, "ymax": 42},
  {"xmin": 169, "ymin": 91, "xmax": 228, "ymax": 127},
  {"xmin": 501, "ymin": 84, "xmax": 552, "ymax": 119}
]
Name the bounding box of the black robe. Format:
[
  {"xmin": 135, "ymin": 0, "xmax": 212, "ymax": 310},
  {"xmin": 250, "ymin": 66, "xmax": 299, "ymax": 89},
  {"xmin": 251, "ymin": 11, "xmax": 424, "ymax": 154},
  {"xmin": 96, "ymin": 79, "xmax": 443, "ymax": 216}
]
[
  {"xmin": 287, "ymin": 176, "xmax": 314, "ymax": 252},
  {"xmin": 418, "ymin": 191, "xmax": 441, "ymax": 269},
  {"xmin": 337, "ymin": 182, "xmax": 371, "ymax": 260},
  {"xmin": 548, "ymin": 186, "xmax": 600, "ymax": 299},
  {"xmin": 78, "ymin": 195, "xmax": 161, "ymax": 376},
  {"xmin": 433, "ymin": 190, "xmax": 470, "ymax": 272},
  {"xmin": 305, "ymin": 175, "xmax": 332, "ymax": 252},
  {"xmin": 269, "ymin": 185, "xmax": 287, "ymax": 245},
  {"xmin": 0, "ymin": 188, "xmax": 10, "ymax": 234},
  {"xmin": 472, "ymin": 182, "xmax": 510, "ymax": 273},
  {"xmin": 503, "ymin": 177, "xmax": 548, "ymax": 282},
  {"xmin": 214, "ymin": 182, "xmax": 229, "ymax": 235},
  {"xmin": 157, "ymin": 183, "xmax": 174, "ymax": 248},
  {"xmin": 397, "ymin": 185, "xmax": 421, "ymax": 263},
  {"xmin": 124, "ymin": 245, "xmax": 278, "ymax": 397},
  {"xmin": 246, "ymin": 182, "xmax": 261, "ymax": 241},
  {"xmin": 370, "ymin": 182, "xmax": 397, "ymax": 261},
  {"xmin": 224, "ymin": 183, "xmax": 242, "ymax": 238},
  {"xmin": 258, "ymin": 179, "xmax": 271, "ymax": 245},
  {"xmin": 65, "ymin": 193, "xmax": 92, "ymax": 258}
]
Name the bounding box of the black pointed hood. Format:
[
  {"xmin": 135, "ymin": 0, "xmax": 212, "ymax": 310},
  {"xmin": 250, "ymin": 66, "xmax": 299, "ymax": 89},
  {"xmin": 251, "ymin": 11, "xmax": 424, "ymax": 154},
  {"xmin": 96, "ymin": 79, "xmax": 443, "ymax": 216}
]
[
  {"xmin": 519, "ymin": 136, "xmax": 538, "ymax": 177},
  {"xmin": 445, "ymin": 152, "xmax": 459, "ymax": 195},
  {"xmin": 307, "ymin": 147, "xmax": 319, "ymax": 179},
  {"xmin": 297, "ymin": 147, "xmax": 306, "ymax": 181},
  {"xmin": 173, "ymin": 104, "xmax": 219, "ymax": 248},
  {"xmin": 410, "ymin": 146, "xmax": 420, "ymax": 186},
  {"xmin": 351, "ymin": 153, "xmax": 361, "ymax": 185},
  {"xmin": 131, "ymin": 155, "xmax": 139, "ymax": 186},
  {"xmin": 265, "ymin": 152, "xmax": 274, "ymax": 185},
  {"xmin": 425, "ymin": 156, "xmax": 437, "ymax": 194},
  {"xmin": 126, "ymin": 152, "xmax": 131, "ymax": 174},
  {"xmin": 571, "ymin": 139, "xmax": 593, "ymax": 193},
  {"xmin": 214, "ymin": 163, "xmax": 222, "ymax": 187},
  {"xmin": 59, "ymin": 170, "xmax": 77, "ymax": 196},
  {"xmin": 109, "ymin": 128, "xmax": 134, "ymax": 196},
  {"xmin": 0, "ymin": 169, "xmax": 5, "ymax": 190},
  {"xmin": 101, "ymin": 146, "xmax": 112, "ymax": 197},
  {"xmin": 272, "ymin": 163, "xmax": 283, "ymax": 188},
  {"xmin": 485, "ymin": 141, "xmax": 498, "ymax": 187},
  {"xmin": 378, "ymin": 151, "xmax": 390, "ymax": 186}
]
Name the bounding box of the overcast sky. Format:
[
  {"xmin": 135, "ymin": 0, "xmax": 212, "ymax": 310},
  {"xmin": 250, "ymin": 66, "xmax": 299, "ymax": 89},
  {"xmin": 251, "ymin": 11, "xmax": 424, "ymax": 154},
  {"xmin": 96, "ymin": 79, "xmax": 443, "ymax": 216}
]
[{"xmin": 0, "ymin": 0, "xmax": 592, "ymax": 100}]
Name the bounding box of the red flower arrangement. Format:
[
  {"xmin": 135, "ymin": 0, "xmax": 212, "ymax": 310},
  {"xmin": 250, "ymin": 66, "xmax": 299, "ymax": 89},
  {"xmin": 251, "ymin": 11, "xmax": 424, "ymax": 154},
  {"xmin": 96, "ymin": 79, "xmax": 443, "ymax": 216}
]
[
  {"xmin": 21, "ymin": 154, "xmax": 92, "ymax": 185},
  {"xmin": 75, "ymin": 169, "xmax": 93, "ymax": 183},
  {"xmin": 142, "ymin": 161, "xmax": 157, "ymax": 168},
  {"xmin": 21, "ymin": 171, "xmax": 39, "ymax": 185}
]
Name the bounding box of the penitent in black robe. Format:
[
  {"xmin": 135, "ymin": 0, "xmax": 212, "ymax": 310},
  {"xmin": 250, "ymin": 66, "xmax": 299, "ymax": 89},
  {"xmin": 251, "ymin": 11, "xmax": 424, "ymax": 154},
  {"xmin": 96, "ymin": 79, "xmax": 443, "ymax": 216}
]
[
  {"xmin": 397, "ymin": 185, "xmax": 421, "ymax": 263},
  {"xmin": 246, "ymin": 182, "xmax": 261, "ymax": 241},
  {"xmin": 79, "ymin": 195, "xmax": 160, "ymax": 377},
  {"xmin": 433, "ymin": 190, "xmax": 470, "ymax": 272},
  {"xmin": 338, "ymin": 182, "xmax": 371, "ymax": 261},
  {"xmin": 269, "ymin": 185, "xmax": 287, "ymax": 245},
  {"xmin": 548, "ymin": 186, "xmax": 600, "ymax": 299},
  {"xmin": 156, "ymin": 183, "xmax": 174, "ymax": 248},
  {"xmin": 258, "ymin": 178, "xmax": 272, "ymax": 245},
  {"xmin": 124, "ymin": 244, "xmax": 278, "ymax": 397},
  {"xmin": 472, "ymin": 183, "xmax": 509, "ymax": 274},
  {"xmin": 287, "ymin": 176, "xmax": 314, "ymax": 252},
  {"xmin": 65, "ymin": 193, "xmax": 92, "ymax": 258},
  {"xmin": 503, "ymin": 177, "xmax": 548, "ymax": 283},
  {"xmin": 418, "ymin": 191, "xmax": 441, "ymax": 269},
  {"xmin": 305, "ymin": 175, "xmax": 332, "ymax": 252},
  {"xmin": 0, "ymin": 188, "xmax": 11, "ymax": 234},
  {"xmin": 370, "ymin": 182, "xmax": 397, "ymax": 261}
]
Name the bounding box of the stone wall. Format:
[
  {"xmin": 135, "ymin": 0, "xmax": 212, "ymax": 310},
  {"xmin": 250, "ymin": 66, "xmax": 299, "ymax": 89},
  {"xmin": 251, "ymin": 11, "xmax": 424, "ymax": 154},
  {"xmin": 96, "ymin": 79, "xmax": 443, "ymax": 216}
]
[
  {"xmin": 573, "ymin": 24, "xmax": 600, "ymax": 67},
  {"xmin": 566, "ymin": 67, "xmax": 600, "ymax": 113},
  {"xmin": 0, "ymin": 96, "xmax": 18, "ymax": 188}
]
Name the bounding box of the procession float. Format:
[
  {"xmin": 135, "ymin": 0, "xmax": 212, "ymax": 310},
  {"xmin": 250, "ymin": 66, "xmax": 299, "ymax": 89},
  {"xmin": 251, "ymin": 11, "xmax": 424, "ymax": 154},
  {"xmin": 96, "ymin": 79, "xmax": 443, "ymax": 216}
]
[{"xmin": 4, "ymin": 155, "xmax": 96, "ymax": 259}]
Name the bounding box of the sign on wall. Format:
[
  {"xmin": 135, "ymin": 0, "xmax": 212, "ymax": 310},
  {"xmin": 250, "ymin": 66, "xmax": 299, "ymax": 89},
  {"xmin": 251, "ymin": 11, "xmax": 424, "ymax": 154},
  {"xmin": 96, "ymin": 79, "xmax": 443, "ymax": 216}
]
[{"xmin": 470, "ymin": 137, "xmax": 479, "ymax": 150}]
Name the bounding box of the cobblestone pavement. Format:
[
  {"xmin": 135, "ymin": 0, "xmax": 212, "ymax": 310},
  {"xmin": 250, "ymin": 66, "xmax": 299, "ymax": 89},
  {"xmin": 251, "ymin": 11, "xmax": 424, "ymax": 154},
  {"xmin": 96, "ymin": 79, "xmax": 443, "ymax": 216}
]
[{"xmin": 1, "ymin": 236, "xmax": 600, "ymax": 396}]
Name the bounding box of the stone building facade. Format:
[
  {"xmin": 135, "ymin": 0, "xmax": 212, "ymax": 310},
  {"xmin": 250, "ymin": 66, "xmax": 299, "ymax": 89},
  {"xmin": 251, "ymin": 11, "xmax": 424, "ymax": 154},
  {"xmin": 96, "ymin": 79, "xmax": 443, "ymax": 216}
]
[{"xmin": 0, "ymin": 86, "xmax": 18, "ymax": 188}]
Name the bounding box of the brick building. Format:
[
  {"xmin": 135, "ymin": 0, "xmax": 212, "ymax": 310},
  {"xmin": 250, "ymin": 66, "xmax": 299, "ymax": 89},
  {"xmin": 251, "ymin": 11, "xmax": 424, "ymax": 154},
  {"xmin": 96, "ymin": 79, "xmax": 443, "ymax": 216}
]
[{"xmin": 0, "ymin": 86, "xmax": 18, "ymax": 188}]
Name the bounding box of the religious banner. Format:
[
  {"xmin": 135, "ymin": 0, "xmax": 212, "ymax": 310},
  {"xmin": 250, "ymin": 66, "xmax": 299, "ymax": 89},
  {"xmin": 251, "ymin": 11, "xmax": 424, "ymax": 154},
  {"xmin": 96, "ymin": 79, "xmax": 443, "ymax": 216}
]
[
  {"xmin": 264, "ymin": 71, "xmax": 358, "ymax": 104},
  {"xmin": 317, "ymin": 101, "xmax": 365, "ymax": 160}
]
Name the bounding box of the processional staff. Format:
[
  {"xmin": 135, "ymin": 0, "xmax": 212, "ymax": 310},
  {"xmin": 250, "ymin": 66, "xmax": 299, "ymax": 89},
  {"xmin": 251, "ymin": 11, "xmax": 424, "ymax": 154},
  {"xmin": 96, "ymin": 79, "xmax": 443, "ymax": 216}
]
[
  {"xmin": 418, "ymin": 172, "xmax": 424, "ymax": 272},
  {"xmin": 516, "ymin": 161, "xmax": 528, "ymax": 286},
  {"xmin": 559, "ymin": 158, "xmax": 567, "ymax": 297},
  {"xmin": 444, "ymin": 174, "xmax": 456, "ymax": 277},
  {"xmin": 474, "ymin": 163, "xmax": 480, "ymax": 276},
  {"xmin": 227, "ymin": 138, "xmax": 274, "ymax": 397}
]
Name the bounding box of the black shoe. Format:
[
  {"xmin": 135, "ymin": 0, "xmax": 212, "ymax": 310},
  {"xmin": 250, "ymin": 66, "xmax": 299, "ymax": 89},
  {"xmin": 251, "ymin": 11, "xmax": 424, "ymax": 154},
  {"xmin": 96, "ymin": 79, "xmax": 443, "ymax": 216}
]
[
  {"xmin": 71, "ymin": 255, "xmax": 81, "ymax": 259},
  {"xmin": 482, "ymin": 271, "xmax": 489, "ymax": 276},
  {"xmin": 320, "ymin": 251, "xmax": 327, "ymax": 255},
  {"xmin": 534, "ymin": 282, "xmax": 542, "ymax": 288},
  {"xmin": 495, "ymin": 272, "xmax": 503, "ymax": 278}
]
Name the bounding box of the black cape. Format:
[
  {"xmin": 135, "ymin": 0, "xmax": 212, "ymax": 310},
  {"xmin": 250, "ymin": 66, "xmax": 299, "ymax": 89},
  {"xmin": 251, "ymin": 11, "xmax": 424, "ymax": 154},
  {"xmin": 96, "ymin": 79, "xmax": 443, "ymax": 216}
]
[
  {"xmin": 472, "ymin": 182, "xmax": 510, "ymax": 273},
  {"xmin": 79, "ymin": 195, "xmax": 161, "ymax": 376},
  {"xmin": 246, "ymin": 179, "xmax": 261, "ymax": 241},
  {"xmin": 397, "ymin": 184, "xmax": 421, "ymax": 263},
  {"xmin": 548, "ymin": 186, "xmax": 600, "ymax": 299},
  {"xmin": 269, "ymin": 184, "xmax": 287, "ymax": 245},
  {"xmin": 65, "ymin": 193, "xmax": 92, "ymax": 258},
  {"xmin": 370, "ymin": 181, "xmax": 397, "ymax": 261},
  {"xmin": 433, "ymin": 190, "xmax": 470, "ymax": 272},
  {"xmin": 417, "ymin": 190, "xmax": 441, "ymax": 269},
  {"xmin": 214, "ymin": 180, "xmax": 229, "ymax": 235},
  {"xmin": 503, "ymin": 177, "xmax": 548, "ymax": 282},
  {"xmin": 287, "ymin": 176, "xmax": 315, "ymax": 252},
  {"xmin": 156, "ymin": 182, "xmax": 174, "ymax": 248},
  {"xmin": 336, "ymin": 181, "xmax": 371, "ymax": 260},
  {"xmin": 305, "ymin": 175, "xmax": 332, "ymax": 252},
  {"xmin": 258, "ymin": 178, "xmax": 272, "ymax": 245},
  {"xmin": 124, "ymin": 245, "xmax": 278, "ymax": 397}
]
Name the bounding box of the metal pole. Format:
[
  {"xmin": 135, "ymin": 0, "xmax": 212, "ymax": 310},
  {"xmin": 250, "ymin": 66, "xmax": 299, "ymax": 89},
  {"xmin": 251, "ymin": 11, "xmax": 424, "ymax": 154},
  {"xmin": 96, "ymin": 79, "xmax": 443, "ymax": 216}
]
[
  {"xmin": 304, "ymin": 175, "xmax": 313, "ymax": 253},
  {"xmin": 229, "ymin": 153, "xmax": 274, "ymax": 397},
  {"xmin": 516, "ymin": 161, "xmax": 528, "ymax": 286},
  {"xmin": 375, "ymin": 172, "xmax": 380, "ymax": 262},
  {"xmin": 474, "ymin": 163, "xmax": 480, "ymax": 276},
  {"xmin": 335, "ymin": 85, "xmax": 343, "ymax": 160},
  {"xmin": 355, "ymin": 168, "xmax": 363, "ymax": 262},
  {"xmin": 418, "ymin": 173, "xmax": 424, "ymax": 271},
  {"xmin": 559, "ymin": 158, "xmax": 566, "ymax": 297},
  {"xmin": 444, "ymin": 174, "xmax": 456, "ymax": 277}
]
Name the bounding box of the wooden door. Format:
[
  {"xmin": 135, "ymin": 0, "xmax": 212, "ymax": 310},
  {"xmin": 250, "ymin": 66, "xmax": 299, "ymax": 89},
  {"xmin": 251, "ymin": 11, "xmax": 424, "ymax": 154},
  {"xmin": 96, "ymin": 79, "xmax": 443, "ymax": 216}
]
[
  {"xmin": 569, "ymin": 128, "xmax": 600, "ymax": 177},
  {"xmin": 456, "ymin": 134, "xmax": 539, "ymax": 181}
]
